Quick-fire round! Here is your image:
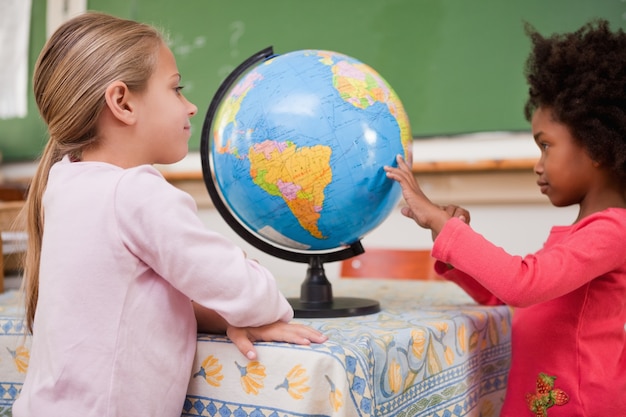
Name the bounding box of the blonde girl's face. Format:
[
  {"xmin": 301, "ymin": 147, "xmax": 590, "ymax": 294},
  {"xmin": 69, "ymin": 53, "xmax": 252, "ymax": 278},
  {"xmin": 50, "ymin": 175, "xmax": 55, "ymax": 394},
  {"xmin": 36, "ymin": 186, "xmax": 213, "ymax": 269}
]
[{"xmin": 134, "ymin": 43, "xmax": 198, "ymax": 165}]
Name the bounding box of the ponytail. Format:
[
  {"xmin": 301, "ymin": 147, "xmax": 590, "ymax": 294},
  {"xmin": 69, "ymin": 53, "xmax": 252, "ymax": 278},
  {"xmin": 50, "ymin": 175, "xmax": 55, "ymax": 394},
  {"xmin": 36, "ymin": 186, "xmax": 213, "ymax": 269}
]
[{"xmin": 21, "ymin": 140, "xmax": 63, "ymax": 333}]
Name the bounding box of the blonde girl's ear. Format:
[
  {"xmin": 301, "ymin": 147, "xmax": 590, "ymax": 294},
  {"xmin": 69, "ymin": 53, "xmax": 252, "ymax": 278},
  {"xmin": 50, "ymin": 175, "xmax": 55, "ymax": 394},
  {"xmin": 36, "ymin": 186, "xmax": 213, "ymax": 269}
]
[{"xmin": 103, "ymin": 80, "xmax": 136, "ymax": 125}]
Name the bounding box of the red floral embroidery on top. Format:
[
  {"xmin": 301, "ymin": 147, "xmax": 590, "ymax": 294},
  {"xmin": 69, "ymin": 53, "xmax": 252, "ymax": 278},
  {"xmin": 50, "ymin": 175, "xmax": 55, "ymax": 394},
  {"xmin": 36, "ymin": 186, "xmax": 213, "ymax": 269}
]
[{"xmin": 526, "ymin": 372, "xmax": 569, "ymax": 416}]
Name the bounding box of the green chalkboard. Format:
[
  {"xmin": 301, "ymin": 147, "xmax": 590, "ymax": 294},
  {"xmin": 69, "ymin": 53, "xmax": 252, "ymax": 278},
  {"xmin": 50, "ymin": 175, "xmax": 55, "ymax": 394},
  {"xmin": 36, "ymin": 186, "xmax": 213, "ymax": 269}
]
[{"xmin": 1, "ymin": 0, "xmax": 624, "ymax": 162}]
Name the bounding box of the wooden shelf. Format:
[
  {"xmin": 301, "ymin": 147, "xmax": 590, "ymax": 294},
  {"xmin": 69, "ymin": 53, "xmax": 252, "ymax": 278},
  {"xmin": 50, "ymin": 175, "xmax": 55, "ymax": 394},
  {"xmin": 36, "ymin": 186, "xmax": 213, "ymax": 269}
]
[
  {"xmin": 412, "ymin": 158, "xmax": 536, "ymax": 173},
  {"xmin": 1, "ymin": 201, "xmax": 25, "ymax": 293},
  {"xmin": 0, "ymin": 182, "xmax": 28, "ymax": 201}
]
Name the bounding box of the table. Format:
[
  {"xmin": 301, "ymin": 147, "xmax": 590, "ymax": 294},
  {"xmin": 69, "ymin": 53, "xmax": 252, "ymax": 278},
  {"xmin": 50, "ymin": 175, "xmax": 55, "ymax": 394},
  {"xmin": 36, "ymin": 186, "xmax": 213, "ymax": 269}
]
[{"xmin": 0, "ymin": 279, "xmax": 511, "ymax": 417}]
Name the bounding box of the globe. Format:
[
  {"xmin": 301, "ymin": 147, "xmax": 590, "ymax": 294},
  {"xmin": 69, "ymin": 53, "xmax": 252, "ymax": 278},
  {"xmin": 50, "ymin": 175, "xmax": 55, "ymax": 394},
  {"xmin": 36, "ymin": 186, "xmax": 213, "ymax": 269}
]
[{"xmin": 201, "ymin": 47, "xmax": 412, "ymax": 317}]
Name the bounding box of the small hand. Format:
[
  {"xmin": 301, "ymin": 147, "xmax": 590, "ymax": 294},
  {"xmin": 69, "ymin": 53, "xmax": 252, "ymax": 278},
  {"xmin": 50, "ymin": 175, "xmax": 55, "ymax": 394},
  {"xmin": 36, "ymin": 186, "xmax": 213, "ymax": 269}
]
[
  {"xmin": 441, "ymin": 204, "xmax": 470, "ymax": 224},
  {"xmin": 227, "ymin": 321, "xmax": 328, "ymax": 360},
  {"xmin": 384, "ymin": 155, "xmax": 449, "ymax": 233},
  {"xmin": 428, "ymin": 204, "xmax": 471, "ymax": 241}
]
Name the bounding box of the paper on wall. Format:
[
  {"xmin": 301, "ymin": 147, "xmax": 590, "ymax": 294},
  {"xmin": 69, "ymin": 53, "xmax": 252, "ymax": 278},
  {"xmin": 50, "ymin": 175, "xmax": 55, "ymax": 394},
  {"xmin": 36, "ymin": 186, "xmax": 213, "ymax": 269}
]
[
  {"xmin": 0, "ymin": 0, "xmax": 32, "ymax": 119},
  {"xmin": 46, "ymin": 0, "xmax": 87, "ymax": 39}
]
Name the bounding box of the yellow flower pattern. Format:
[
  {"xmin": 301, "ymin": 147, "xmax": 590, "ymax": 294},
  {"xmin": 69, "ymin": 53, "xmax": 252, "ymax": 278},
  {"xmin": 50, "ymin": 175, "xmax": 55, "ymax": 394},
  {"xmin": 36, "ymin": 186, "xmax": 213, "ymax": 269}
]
[
  {"xmin": 387, "ymin": 358, "xmax": 402, "ymax": 394},
  {"xmin": 325, "ymin": 375, "xmax": 343, "ymax": 412},
  {"xmin": 236, "ymin": 360, "xmax": 266, "ymax": 395},
  {"xmin": 275, "ymin": 364, "xmax": 310, "ymax": 400},
  {"xmin": 193, "ymin": 354, "xmax": 223, "ymax": 387},
  {"xmin": 457, "ymin": 323, "xmax": 467, "ymax": 353},
  {"xmin": 376, "ymin": 304, "xmax": 510, "ymax": 401},
  {"xmin": 487, "ymin": 315, "xmax": 499, "ymax": 346},
  {"xmin": 410, "ymin": 329, "xmax": 426, "ymax": 359},
  {"xmin": 432, "ymin": 322, "xmax": 449, "ymax": 333},
  {"xmin": 469, "ymin": 330, "xmax": 480, "ymax": 351},
  {"xmin": 426, "ymin": 334, "xmax": 443, "ymax": 375},
  {"xmin": 7, "ymin": 346, "xmax": 29, "ymax": 373}
]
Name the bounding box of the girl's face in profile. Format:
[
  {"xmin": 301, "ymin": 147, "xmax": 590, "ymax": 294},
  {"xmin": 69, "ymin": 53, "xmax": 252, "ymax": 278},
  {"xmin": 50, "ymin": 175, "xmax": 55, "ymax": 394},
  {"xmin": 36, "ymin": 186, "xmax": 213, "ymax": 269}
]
[
  {"xmin": 532, "ymin": 107, "xmax": 597, "ymax": 209},
  {"xmin": 133, "ymin": 43, "xmax": 198, "ymax": 165}
]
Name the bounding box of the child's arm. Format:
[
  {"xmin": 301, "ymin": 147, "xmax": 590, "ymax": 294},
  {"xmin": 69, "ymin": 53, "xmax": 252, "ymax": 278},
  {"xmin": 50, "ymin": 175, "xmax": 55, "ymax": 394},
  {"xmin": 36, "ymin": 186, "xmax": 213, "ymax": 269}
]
[
  {"xmin": 433, "ymin": 262, "xmax": 503, "ymax": 305},
  {"xmin": 116, "ymin": 168, "xmax": 294, "ymax": 329},
  {"xmin": 193, "ymin": 302, "xmax": 327, "ymax": 360},
  {"xmin": 193, "ymin": 301, "xmax": 229, "ymax": 333},
  {"xmin": 384, "ymin": 156, "xmax": 503, "ymax": 304}
]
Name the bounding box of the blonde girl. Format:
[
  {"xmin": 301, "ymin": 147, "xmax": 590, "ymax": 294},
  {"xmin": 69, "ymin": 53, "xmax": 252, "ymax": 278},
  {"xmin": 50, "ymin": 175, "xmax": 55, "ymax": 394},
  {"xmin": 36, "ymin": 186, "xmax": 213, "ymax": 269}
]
[{"xmin": 15, "ymin": 12, "xmax": 325, "ymax": 417}]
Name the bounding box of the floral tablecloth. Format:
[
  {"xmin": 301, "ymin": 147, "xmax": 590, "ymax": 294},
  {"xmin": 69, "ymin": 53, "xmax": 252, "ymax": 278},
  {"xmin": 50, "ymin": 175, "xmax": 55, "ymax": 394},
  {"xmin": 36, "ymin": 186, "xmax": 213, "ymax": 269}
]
[{"xmin": 1, "ymin": 279, "xmax": 511, "ymax": 417}]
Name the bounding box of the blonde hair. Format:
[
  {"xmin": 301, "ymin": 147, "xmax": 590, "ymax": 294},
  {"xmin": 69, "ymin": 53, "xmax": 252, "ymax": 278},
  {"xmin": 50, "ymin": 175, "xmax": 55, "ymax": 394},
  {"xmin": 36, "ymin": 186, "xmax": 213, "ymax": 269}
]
[{"xmin": 22, "ymin": 12, "xmax": 163, "ymax": 333}]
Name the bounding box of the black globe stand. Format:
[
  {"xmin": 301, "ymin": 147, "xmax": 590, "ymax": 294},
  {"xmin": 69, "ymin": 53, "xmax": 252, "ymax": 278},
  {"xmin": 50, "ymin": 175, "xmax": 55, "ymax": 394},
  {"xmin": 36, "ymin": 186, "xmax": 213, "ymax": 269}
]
[
  {"xmin": 200, "ymin": 46, "xmax": 381, "ymax": 319},
  {"xmin": 288, "ymin": 255, "xmax": 380, "ymax": 318}
]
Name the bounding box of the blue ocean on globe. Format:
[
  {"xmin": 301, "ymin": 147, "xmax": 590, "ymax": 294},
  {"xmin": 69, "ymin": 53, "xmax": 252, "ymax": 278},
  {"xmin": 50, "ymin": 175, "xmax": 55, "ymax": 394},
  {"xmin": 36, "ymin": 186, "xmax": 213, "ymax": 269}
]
[{"xmin": 210, "ymin": 49, "xmax": 412, "ymax": 251}]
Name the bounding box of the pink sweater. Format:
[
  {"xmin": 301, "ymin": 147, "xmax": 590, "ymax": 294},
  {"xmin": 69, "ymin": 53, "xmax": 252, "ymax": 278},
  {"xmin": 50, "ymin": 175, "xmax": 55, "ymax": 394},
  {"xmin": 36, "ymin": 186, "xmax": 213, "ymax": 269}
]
[
  {"xmin": 13, "ymin": 158, "xmax": 293, "ymax": 417},
  {"xmin": 433, "ymin": 210, "xmax": 626, "ymax": 416}
]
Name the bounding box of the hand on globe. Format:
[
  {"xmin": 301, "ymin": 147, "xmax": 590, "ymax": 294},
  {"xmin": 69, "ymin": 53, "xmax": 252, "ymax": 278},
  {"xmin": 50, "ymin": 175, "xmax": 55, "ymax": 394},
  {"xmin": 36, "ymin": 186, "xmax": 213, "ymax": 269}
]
[{"xmin": 384, "ymin": 155, "xmax": 456, "ymax": 240}]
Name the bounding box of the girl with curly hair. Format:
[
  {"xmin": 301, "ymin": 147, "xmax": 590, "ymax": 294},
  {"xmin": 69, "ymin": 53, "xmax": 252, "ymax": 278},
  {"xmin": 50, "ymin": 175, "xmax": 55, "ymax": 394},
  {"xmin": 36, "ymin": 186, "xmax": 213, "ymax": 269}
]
[{"xmin": 385, "ymin": 19, "xmax": 626, "ymax": 416}]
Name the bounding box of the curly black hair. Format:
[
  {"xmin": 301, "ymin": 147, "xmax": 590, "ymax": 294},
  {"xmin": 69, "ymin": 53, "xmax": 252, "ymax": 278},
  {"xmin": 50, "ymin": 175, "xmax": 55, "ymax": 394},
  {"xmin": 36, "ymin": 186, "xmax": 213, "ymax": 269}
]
[{"xmin": 524, "ymin": 19, "xmax": 626, "ymax": 186}]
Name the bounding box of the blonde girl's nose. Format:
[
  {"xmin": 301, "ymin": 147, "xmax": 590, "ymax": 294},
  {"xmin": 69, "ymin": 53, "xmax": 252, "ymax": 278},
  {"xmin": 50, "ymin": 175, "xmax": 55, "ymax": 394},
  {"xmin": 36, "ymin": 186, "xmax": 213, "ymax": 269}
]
[{"xmin": 187, "ymin": 98, "xmax": 198, "ymax": 117}]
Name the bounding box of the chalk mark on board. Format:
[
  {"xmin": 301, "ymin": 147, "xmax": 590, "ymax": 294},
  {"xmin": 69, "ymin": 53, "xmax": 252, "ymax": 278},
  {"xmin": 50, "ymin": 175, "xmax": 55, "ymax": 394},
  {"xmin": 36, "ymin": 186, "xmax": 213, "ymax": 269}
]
[
  {"xmin": 218, "ymin": 65, "xmax": 236, "ymax": 80},
  {"xmin": 170, "ymin": 35, "xmax": 206, "ymax": 58},
  {"xmin": 229, "ymin": 21, "xmax": 245, "ymax": 58}
]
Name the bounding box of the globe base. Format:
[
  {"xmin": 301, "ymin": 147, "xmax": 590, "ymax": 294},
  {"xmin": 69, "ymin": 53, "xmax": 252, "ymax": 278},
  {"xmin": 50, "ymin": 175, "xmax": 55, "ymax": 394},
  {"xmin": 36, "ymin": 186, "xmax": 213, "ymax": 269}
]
[
  {"xmin": 287, "ymin": 253, "xmax": 381, "ymax": 318},
  {"xmin": 288, "ymin": 297, "xmax": 380, "ymax": 318}
]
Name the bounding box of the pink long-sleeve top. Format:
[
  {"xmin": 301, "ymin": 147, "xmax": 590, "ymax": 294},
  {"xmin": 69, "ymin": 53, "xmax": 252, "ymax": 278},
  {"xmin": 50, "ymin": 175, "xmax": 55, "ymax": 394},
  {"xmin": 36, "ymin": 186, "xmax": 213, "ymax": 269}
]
[
  {"xmin": 13, "ymin": 157, "xmax": 293, "ymax": 417},
  {"xmin": 432, "ymin": 210, "xmax": 626, "ymax": 416}
]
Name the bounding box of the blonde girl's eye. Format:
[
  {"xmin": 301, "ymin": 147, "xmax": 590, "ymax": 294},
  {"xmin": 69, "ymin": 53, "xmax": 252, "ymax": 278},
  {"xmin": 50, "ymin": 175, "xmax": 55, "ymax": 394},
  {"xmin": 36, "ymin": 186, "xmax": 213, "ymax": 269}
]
[{"xmin": 175, "ymin": 86, "xmax": 185, "ymax": 95}]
